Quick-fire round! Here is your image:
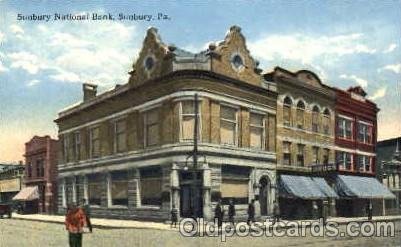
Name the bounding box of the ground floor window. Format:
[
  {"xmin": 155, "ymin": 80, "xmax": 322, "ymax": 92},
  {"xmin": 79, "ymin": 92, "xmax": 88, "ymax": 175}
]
[
  {"xmin": 140, "ymin": 166, "xmax": 162, "ymax": 206},
  {"xmin": 221, "ymin": 165, "xmax": 250, "ymax": 204},
  {"xmin": 111, "ymin": 171, "xmax": 128, "ymax": 206},
  {"xmin": 87, "ymin": 174, "xmax": 102, "ymax": 206}
]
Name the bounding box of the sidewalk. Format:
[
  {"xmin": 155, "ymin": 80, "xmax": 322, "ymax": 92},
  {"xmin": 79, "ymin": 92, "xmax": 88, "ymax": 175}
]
[{"xmin": 11, "ymin": 213, "xmax": 401, "ymax": 231}]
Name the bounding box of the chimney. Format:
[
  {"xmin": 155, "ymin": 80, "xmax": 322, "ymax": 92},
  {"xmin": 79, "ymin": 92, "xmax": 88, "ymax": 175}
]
[{"xmin": 83, "ymin": 83, "xmax": 98, "ymax": 101}]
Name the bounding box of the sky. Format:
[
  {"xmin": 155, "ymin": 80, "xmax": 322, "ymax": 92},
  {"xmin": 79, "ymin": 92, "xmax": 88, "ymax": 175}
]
[{"xmin": 1, "ymin": 0, "xmax": 401, "ymax": 163}]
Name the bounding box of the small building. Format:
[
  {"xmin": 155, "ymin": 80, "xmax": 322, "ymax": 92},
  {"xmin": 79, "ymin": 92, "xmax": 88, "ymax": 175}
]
[
  {"xmin": 377, "ymin": 137, "xmax": 401, "ymax": 215},
  {"xmin": 0, "ymin": 163, "xmax": 24, "ymax": 203},
  {"xmin": 23, "ymin": 136, "xmax": 58, "ymax": 214}
]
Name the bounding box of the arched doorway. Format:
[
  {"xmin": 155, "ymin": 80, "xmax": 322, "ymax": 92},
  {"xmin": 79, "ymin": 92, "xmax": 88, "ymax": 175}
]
[{"xmin": 259, "ymin": 176, "xmax": 270, "ymax": 216}]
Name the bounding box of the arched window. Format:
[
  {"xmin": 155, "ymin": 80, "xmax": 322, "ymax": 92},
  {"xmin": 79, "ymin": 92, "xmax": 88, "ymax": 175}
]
[
  {"xmin": 296, "ymin": 100, "xmax": 305, "ymax": 129},
  {"xmin": 323, "ymin": 108, "xmax": 330, "ymax": 135},
  {"xmin": 312, "ymin": 105, "xmax": 320, "ymax": 132},
  {"xmin": 283, "ymin": 96, "xmax": 292, "ymax": 126}
]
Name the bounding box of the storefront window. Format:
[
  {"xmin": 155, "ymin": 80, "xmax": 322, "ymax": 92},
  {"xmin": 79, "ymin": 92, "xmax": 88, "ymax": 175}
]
[
  {"xmin": 140, "ymin": 166, "xmax": 162, "ymax": 206},
  {"xmin": 221, "ymin": 165, "xmax": 250, "ymax": 204},
  {"xmin": 111, "ymin": 171, "xmax": 128, "ymax": 206},
  {"xmin": 87, "ymin": 174, "xmax": 102, "ymax": 206}
]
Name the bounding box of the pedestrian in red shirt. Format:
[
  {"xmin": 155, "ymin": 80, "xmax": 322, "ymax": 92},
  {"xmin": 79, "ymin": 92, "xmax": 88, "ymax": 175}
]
[{"xmin": 65, "ymin": 203, "xmax": 88, "ymax": 247}]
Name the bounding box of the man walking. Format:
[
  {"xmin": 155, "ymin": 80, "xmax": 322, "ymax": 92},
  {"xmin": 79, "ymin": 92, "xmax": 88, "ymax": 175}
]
[
  {"xmin": 214, "ymin": 199, "xmax": 224, "ymax": 230},
  {"xmin": 272, "ymin": 200, "xmax": 280, "ymax": 224},
  {"xmin": 170, "ymin": 204, "xmax": 178, "ymax": 228},
  {"xmin": 65, "ymin": 203, "xmax": 88, "ymax": 247},
  {"xmin": 228, "ymin": 199, "xmax": 236, "ymax": 224},
  {"xmin": 247, "ymin": 199, "xmax": 255, "ymax": 226}
]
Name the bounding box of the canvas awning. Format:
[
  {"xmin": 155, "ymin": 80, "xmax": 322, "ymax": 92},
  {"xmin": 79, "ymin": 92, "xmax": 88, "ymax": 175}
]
[
  {"xmin": 334, "ymin": 175, "xmax": 395, "ymax": 199},
  {"xmin": 279, "ymin": 175, "xmax": 338, "ymax": 200},
  {"xmin": 12, "ymin": 186, "xmax": 39, "ymax": 201}
]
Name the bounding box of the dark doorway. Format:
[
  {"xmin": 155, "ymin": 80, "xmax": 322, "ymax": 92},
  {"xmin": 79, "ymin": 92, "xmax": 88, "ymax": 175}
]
[
  {"xmin": 180, "ymin": 171, "xmax": 203, "ymax": 218},
  {"xmin": 259, "ymin": 177, "xmax": 270, "ymax": 216}
]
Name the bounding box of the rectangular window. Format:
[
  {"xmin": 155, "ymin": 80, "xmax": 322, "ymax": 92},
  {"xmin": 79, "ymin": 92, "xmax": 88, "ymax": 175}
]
[
  {"xmin": 221, "ymin": 165, "xmax": 250, "ymax": 204},
  {"xmin": 312, "ymin": 146, "xmax": 319, "ymax": 165},
  {"xmin": 297, "ymin": 144, "xmax": 305, "ymax": 167},
  {"xmin": 74, "ymin": 132, "xmax": 81, "ymax": 160},
  {"xmin": 323, "ymin": 116, "xmax": 330, "ymax": 135},
  {"xmin": 36, "ymin": 159, "xmax": 44, "ymax": 177},
  {"xmin": 312, "ymin": 112, "xmax": 319, "ymax": 132},
  {"xmin": 220, "ymin": 106, "xmax": 238, "ymax": 145},
  {"xmin": 140, "ymin": 167, "xmax": 162, "ymax": 206},
  {"xmin": 110, "ymin": 171, "xmax": 128, "ymax": 206},
  {"xmin": 357, "ymin": 155, "xmax": 371, "ymax": 172},
  {"xmin": 283, "ymin": 141, "xmax": 291, "ymax": 166},
  {"xmin": 63, "ymin": 135, "xmax": 69, "ymax": 162},
  {"xmin": 338, "ymin": 117, "xmax": 353, "ymax": 139},
  {"xmin": 357, "ymin": 122, "xmax": 372, "ymax": 144},
  {"xmin": 336, "ymin": 152, "xmax": 352, "ymax": 170},
  {"xmin": 87, "ymin": 174, "xmax": 102, "ymax": 206},
  {"xmin": 283, "ymin": 105, "xmax": 291, "ymax": 126},
  {"xmin": 90, "ymin": 127, "xmax": 100, "ymax": 158},
  {"xmin": 180, "ymin": 101, "xmax": 200, "ymax": 141},
  {"xmin": 115, "ymin": 119, "xmax": 127, "ymax": 153},
  {"xmin": 27, "ymin": 163, "xmax": 32, "ymax": 178},
  {"xmin": 323, "ymin": 149, "xmax": 330, "ymax": 165},
  {"xmin": 145, "ymin": 109, "xmax": 159, "ymax": 147},
  {"xmin": 250, "ymin": 113, "xmax": 265, "ymax": 149}
]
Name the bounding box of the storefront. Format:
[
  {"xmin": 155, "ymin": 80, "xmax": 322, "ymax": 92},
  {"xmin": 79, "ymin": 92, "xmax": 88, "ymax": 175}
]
[{"xmin": 12, "ymin": 186, "xmax": 40, "ymax": 214}]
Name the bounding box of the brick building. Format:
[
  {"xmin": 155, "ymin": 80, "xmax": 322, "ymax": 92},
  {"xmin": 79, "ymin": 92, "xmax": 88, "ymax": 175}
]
[
  {"xmin": 55, "ymin": 26, "xmax": 278, "ymax": 221},
  {"xmin": 264, "ymin": 67, "xmax": 338, "ymax": 219},
  {"xmin": 24, "ymin": 136, "xmax": 58, "ymax": 214},
  {"xmin": 0, "ymin": 163, "xmax": 24, "ymax": 203}
]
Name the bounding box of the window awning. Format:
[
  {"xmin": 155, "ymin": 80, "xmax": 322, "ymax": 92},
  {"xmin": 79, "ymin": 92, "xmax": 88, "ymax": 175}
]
[
  {"xmin": 334, "ymin": 175, "xmax": 395, "ymax": 199},
  {"xmin": 12, "ymin": 186, "xmax": 39, "ymax": 201},
  {"xmin": 279, "ymin": 175, "xmax": 338, "ymax": 200}
]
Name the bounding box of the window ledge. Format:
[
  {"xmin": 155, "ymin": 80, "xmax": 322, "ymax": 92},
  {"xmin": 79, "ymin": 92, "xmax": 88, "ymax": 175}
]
[
  {"xmin": 137, "ymin": 205, "xmax": 161, "ymax": 210},
  {"xmin": 108, "ymin": 205, "xmax": 128, "ymax": 209},
  {"xmin": 89, "ymin": 205, "xmax": 101, "ymax": 208}
]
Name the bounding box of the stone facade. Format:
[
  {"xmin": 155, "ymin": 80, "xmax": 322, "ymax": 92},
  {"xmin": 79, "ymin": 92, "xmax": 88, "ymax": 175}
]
[{"xmin": 55, "ymin": 26, "xmax": 278, "ymax": 221}]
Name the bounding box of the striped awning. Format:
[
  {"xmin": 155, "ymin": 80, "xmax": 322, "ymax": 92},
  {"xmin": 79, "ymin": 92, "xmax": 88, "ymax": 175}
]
[
  {"xmin": 279, "ymin": 175, "xmax": 338, "ymax": 200},
  {"xmin": 334, "ymin": 175, "xmax": 395, "ymax": 199},
  {"xmin": 12, "ymin": 186, "xmax": 39, "ymax": 201}
]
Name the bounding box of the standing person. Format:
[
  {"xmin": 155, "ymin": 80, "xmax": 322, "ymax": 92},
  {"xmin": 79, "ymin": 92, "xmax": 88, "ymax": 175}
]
[
  {"xmin": 228, "ymin": 199, "xmax": 236, "ymax": 224},
  {"xmin": 367, "ymin": 200, "xmax": 373, "ymax": 221},
  {"xmin": 247, "ymin": 199, "xmax": 255, "ymax": 226},
  {"xmin": 214, "ymin": 199, "xmax": 224, "ymax": 230},
  {"xmin": 65, "ymin": 203, "xmax": 88, "ymax": 247},
  {"xmin": 80, "ymin": 199, "xmax": 92, "ymax": 233},
  {"xmin": 273, "ymin": 200, "xmax": 280, "ymax": 224},
  {"xmin": 170, "ymin": 204, "xmax": 178, "ymax": 228}
]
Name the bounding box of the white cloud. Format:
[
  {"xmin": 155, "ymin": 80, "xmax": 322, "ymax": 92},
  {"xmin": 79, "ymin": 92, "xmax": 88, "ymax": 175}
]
[
  {"xmin": 0, "ymin": 61, "xmax": 8, "ymax": 73},
  {"xmin": 10, "ymin": 24, "xmax": 24, "ymax": 35},
  {"xmin": 368, "ymin": 87, "xmax": 387, "ymax": 100},
  {"xmin": 49, "ymin": 32, "xmax": 92, "ymax": 48},
  {"xmin": 379, "ymin": 63, "xmax": 401, "ymax": 74},
  {"xmin": 8, "ymin": 51, "xmax": 44, "ymax": 74},
  {"xmin": 49, "ymin": 69, "xmax": 80, "ymax": 83},
  {"xmin": 0, "ymin": 31, "xmax": 4, "ymax": 43},
  {"xmin": 383, "ymin": 43, "xmax": 397, "ymax": 53},
  {"xmin": 339, "ymin": 74, "xmax": 368, "ymax": 88},
  {"xmin": 27, "ymin": 79, "xmax": 40, "ymax": 87},
  {"xmin": 248, "ymin": 33, "xmax": 376, "ymax": 65}
]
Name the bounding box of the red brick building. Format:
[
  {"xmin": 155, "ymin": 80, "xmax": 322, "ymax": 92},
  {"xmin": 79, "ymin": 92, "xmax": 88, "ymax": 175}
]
[
  {"xmin": 24, "ymin": 136, "xmax": 58, "ymax": 214},
  {"xmin": 334, "ymin": 86, "xmax": 378, "ymax": 175}
]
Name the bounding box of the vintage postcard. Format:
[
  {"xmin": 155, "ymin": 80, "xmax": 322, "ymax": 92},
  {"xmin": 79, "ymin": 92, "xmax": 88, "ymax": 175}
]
[{"xmin": 0, "ymin": 0, "xmax": 401, "ymax": 246}]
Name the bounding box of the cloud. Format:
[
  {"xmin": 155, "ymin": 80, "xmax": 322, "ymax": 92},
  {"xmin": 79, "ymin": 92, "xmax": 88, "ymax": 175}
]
[
  {"xmin": 248, "ymin": 33, "xmax": 376, "ymax": 65},
  {"xmin": 0, "ymin": 31, "xmax": 4, "ymax": 43},
  {"xmin": 383, "ymin": 43, "xmax": 397, "ymax": 53},
  {"xmin": 368, "ymin": 87, "xmax": 387, "ymax": 100},
  {"xmin": 27, "ymin": 79, "xmax": 40, "ymax": 87},
  {"xmin": 49, "ymin": 69, "xmax": 80, "ymax": 83},
  {"xmin": 0, "ymin": 61, "xmax": 8, "ymax": 73},
  {"xmin": 8, "ymin": 51, "xmax": 45, "ymax": 74},
  {"xmin": 49, "ymin": 32, "xmax": 92, "ymax": 48},
  {"xmin": 339, "ymin": 74, "xmax": 368, "ymax": 88},
  {"xmin": 379, "ymin": 63, "xmax": 401, "ymax": 74},
  {"xmin": 10, "ymin": 24, "xmax": 24, "ymax": 35}
]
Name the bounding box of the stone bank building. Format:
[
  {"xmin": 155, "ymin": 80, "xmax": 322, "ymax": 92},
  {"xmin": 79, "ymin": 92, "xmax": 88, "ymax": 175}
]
[{"xmin": 55, "ymin": 26, "xmax": 278, "ymax": 221}]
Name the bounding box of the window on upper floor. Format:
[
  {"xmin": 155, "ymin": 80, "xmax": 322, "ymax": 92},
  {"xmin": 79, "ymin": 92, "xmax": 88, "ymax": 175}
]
[
  {"xmin": 312, "ymin": 106, "xmax": 320, "ymax": 132},
  {"xmin": 144, "ymin": 108, "xmax": 160, "ymax": 147},
  {"xmin": 323, "ymin": 148, "xmax": 330, "ymax": 165},
  {"xmin": 63, "ymin": 135, "xmax": 70, "ymax": 162},
  {"xmin": 283, "ymin": 141, "xmax": 291, "ymax": 166},
  {"xmin": 357, "ymin": 122, "xmax": 372, "ymax": 144},
  {"xmin": 114, "ymin": 119, "xmax": 127, "ymax": 153},
  {"xmin": 337, "ymin": 117, "xmax": 353, "ymax": 140},
  {"xmin": 36, "ymin": 159, "xmax": 44, "ymax": 177},
  {"xmin": 296, "ymin": 101, "xmax": 305, "ymax": 129},
  {"xmin": 180, "ymin": 100, "xmax": 201, "ymax": 141},
  {"xmin": 73, "ymin": 131, "xmax": 81, "ymax": 161},
  {"xmin": 336, "ymin": 151, "xmax": 352, "ymax": 170},
  {"xmin": 27, "ymin": 162, "xmax": 32, "ymax": 178},
  {"xmin": 357, "ymin": 155, "xmax": 371, "ymax": 172},
  {"xmin": 312, "ymin": 146, "xmax": 319, "ymax": 165},
  {"xmin": 90, "ymin": 127, "xmax": 100, "ymax": 158},
  {"xmin": 323, "ymin": 108, "xmax": 331, "ymax": 135},
  {"xmin": 220, "ymin": 105, "xmax": 238, "ymax": 146},
  {"xmin": 283, "ymin": 97, "xmax": 292, "ymax": 127},
  {"xmin": 296, "ymin": 144, "xmax": 305, "ymax": 167},
  {"xmin": 250, "ymin": 113, "xmax": 265, "ymax": 149}
]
